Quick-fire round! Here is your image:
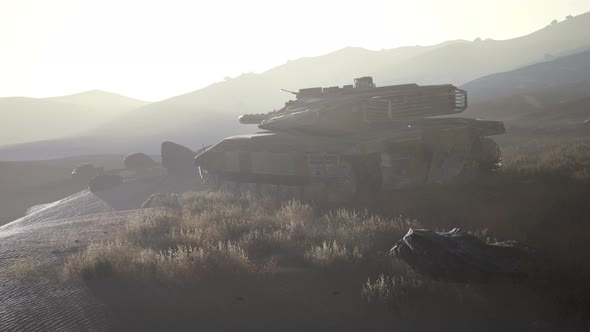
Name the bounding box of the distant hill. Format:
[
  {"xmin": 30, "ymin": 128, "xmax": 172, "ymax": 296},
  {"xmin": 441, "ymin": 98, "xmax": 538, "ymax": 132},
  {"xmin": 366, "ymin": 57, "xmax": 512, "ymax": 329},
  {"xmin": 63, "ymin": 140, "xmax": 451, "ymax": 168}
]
[
  {"xmin": 0, "ymin": 91, "xmax": 148, "ymax": 146},
  {"xmin": 466, "ymin": 82, "xmax": 590, "ymax": 129},
  {"xmin": 93, "ymin": 12, "xmax": 590, "ymax": 145},
  {"xmin": 462, "ymin": 50, "xmax": 590, "ymax": 103},
  {"xmin": 4, "ymin": 12, "xmax": 590, "ymax": 159},
  {"xmin": 460, "ymin": 49, "xmax": 590, "ymax": 140},
  {"xmin": 47, "ymin": 90, "xmax": 149, "ymax": 114}
]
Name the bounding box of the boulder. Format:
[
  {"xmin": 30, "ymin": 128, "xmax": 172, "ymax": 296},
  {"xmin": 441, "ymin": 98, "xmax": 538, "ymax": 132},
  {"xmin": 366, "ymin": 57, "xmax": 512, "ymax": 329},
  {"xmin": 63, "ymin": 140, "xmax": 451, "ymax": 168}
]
[
  {"xmin": 72, "ymin": 163, "xmax": 101, "ymax": 182},
  {"xmin": 88, "ymin": 174, "xmax": 123, "ymax": 192},
  {"xmin": 161, "ymin": 141, "xmax": 196, "ymax": 177},
  {"xmin": 391, "ymin": 228, "xmax": 531, "ymax": 283},
  {"xmin": 124, "ymin": 153, "xmax": 156, "ymax": 171}
]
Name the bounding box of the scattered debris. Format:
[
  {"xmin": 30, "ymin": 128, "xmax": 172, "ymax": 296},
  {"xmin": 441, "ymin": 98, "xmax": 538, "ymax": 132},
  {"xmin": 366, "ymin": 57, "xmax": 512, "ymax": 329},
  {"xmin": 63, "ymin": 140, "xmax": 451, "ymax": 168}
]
[
  {"xmin": 72, "ymin": 163, "xmax": 103, "ymax": 182},
  {"xmin": 391, "ymin": 228, "xmax": 531, "ymax": 283}
]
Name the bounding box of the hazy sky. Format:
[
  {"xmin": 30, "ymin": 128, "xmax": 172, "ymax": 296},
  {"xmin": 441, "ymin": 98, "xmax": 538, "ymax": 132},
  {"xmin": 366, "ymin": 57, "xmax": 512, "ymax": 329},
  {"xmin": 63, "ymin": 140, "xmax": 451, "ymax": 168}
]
[{"xmin": 1, "ymin": 0, "xmax": 588, "ymax": 101}]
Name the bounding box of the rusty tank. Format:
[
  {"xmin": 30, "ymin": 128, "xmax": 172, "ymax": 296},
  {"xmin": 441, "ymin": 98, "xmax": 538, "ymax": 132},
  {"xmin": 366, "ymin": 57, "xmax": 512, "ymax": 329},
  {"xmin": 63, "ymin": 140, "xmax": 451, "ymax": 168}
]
[{"xmin": 195, "ymin": 77, "xmax": 504, "ymax": 201}]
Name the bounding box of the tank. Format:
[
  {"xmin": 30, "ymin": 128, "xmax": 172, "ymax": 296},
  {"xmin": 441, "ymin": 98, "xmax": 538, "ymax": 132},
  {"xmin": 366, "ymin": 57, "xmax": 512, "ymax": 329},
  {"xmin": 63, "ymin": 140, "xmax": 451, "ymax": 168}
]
[{"xmin": 195, "ymin": 77, "xmax": 505, "ymax": 201}]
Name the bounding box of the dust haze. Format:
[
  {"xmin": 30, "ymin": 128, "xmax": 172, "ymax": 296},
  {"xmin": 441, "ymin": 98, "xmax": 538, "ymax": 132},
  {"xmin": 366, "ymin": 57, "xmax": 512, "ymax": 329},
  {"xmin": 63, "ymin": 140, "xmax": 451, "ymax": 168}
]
[{"xmin": 1, "ymin": 2, "xmax": 590, "ymax": 332}]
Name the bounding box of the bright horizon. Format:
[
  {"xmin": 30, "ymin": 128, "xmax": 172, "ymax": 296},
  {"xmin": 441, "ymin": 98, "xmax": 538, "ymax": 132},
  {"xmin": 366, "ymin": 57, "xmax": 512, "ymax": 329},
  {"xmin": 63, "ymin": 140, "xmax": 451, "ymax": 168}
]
[{"xmin": 1, "ymin": 0, "xmax": 589, "ymax": 102}]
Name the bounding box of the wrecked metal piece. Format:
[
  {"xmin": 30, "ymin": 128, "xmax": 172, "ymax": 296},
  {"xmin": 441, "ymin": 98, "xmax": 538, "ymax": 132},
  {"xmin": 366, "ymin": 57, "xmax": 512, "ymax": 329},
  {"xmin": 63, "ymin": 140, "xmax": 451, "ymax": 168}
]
[{"xmin": 391, "ymin": 228, "xmax": 530, "ymax": 283}]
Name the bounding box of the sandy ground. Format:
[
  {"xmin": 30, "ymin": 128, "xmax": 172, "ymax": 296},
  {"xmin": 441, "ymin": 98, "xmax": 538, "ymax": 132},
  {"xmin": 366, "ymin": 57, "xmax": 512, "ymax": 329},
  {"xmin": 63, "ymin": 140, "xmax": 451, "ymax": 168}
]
[
  {"xmin": 0, "ymin": 211, "xmax": 131, "ymax": 331},
  {"xmin": 0, "ymin": 173, "xmax": 398, "ymax": 331},
  {"xmin": 0, "ymin": 173, "xmax": 203, "ymax": 331}
]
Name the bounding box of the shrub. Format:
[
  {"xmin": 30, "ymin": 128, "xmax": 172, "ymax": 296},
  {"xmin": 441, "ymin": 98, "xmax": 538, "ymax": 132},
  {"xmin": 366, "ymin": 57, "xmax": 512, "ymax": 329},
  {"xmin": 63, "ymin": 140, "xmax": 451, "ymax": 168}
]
[
  {"xmin": 4, "ymin": 258, "xmax": 40, "ymax": 281},
  {"xmin": 361, "ymin": 273, "xmax": 426, "ymax": 304},
  {"xmin": 63, "ymin": 191, "xmax": 418, "ymax": 283},
  {"xmin": 305, "ymin": 240, "xmax": 362, "ymax": 266},
  {"xmin": 501, "ymin": 141, "xmax": 590, "ymax": 181},
  {"xmin": 61, "ymin": 240, "xmax": 252, "ymax": 285}
]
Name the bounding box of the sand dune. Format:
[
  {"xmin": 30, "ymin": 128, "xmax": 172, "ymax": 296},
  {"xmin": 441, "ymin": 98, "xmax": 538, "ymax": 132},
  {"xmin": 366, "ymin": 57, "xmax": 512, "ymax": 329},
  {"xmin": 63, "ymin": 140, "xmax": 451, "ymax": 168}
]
[{"xmin": 0, "ymin": 171, "xmax": 204, "ymax": 331}]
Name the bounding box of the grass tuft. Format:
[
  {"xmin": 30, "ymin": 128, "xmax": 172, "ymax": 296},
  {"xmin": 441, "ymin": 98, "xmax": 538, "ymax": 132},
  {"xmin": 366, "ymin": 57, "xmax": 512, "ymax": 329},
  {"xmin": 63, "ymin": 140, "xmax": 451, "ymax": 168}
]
[{"xmin": 305, "ymin": 240, "xmax": 362, "ymax": 266}]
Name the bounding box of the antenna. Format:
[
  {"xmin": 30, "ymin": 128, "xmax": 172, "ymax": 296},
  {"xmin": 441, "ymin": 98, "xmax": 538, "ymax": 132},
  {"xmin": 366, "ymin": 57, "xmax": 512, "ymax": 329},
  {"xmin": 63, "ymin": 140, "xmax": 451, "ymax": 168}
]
[{"xmin": 280, "ymin": 88, "xmax": 298, "ymax": 95}]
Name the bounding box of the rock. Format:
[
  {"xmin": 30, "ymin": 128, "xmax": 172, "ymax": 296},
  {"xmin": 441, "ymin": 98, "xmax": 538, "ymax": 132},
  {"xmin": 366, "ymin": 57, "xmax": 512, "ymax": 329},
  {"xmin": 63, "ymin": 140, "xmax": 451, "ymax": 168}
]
[
  {"xmin": 88, "ymin": 174, "xmax": 123, "ymax": 192},
  {"xmin": 161, "ymin": 141, "xmax": 196, "ymax": 177},
  {"xmin": 391, "ymin": 228, "xmax": 531, "ymax": 283},
  {"xmin": 123, "ymin": 153, "xmax": 156, "ymax": 171},
  {"xmin": 72, "ymin": 163, "xmax": 101, "ymax": 182}
]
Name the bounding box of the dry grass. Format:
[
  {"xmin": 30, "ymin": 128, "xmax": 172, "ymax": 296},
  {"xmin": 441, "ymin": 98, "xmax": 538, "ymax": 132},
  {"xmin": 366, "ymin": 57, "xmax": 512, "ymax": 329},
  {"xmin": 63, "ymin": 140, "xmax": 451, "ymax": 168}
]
[
  {"xmin": 361, "ymin": 273, "xmax": 426, "ymax": 304},
  {"xmin": 61, "ymin": 240, "xmax": 252, "ymax": 285},
  {"xmin": 501, "ymin": 140, "xmax": 590, "ymax": 181},
  {"xmin": 4, "ymin": 258, "xmax": 40, "ymax": 281},
  {"xmin": 57, "ymin": 141, "xmax": 590, "ymax": 330},
  {"xmin": 62, "ymin": 191, "xmax": 416, "ymax": 284},
  {"xmin": 305, "ymin": 240, "xmax": 362, "ymax": 266}
]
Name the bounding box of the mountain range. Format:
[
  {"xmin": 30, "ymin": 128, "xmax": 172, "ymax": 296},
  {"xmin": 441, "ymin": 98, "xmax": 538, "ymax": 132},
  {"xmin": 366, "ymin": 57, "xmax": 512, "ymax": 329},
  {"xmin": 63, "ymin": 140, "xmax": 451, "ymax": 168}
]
[
  {"xmin": 0, "ymin": 91, "xmax": 147, "ymax": 146},
  {"xmin": 1, "ymin": 12, "xmax": 590, "ymax": 160},
  {"xmin": 464, "ymin": 49, "xmax": 590, "ymax": 132},
  {"xmin": 91, "ymin": 12, "xmax": 590, "ymax": 144}
]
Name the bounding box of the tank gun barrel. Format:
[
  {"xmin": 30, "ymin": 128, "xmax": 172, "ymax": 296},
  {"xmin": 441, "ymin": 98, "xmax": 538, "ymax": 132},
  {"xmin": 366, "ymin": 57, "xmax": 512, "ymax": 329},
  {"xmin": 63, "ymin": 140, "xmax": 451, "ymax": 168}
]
[
  {"xmin": 238, "ymin": 113, "xmax": 271, "ymax": 125},
  {"xmin": 280, "ymin": 88, "xmax": 298, "ymax": 96}
]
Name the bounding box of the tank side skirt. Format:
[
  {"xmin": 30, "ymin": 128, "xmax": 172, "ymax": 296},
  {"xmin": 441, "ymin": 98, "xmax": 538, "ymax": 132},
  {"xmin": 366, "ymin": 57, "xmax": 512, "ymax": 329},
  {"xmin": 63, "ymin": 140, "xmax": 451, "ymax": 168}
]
[{"xmin": 210, "ymin": 171, "xmax": 352, "ymax": 186}]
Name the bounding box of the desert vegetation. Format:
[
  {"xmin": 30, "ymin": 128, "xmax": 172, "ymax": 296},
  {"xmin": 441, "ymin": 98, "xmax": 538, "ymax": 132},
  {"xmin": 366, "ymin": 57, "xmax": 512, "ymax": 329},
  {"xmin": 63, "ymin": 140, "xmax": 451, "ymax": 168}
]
[
  {"xmin": 3, "ymin": 257, "xmax": 41, "ymax": 281},
  {"xmin": 62, "ymin": 192, "xmax": 416, "ymax": 284},
  {"xmin": 502, "ymin": 138, "xmax": 590, "ymax": 181},
  {"xmin": 57, "ymin": 140, "xmax": 590, "ymax": 331}
]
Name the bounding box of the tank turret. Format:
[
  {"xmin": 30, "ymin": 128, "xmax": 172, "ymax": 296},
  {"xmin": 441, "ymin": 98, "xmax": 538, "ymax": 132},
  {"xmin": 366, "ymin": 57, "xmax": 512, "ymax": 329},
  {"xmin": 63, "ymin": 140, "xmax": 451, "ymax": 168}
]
[{"xmin": 238, "ymin": 77, "xmax": 469, "ymax": 135}]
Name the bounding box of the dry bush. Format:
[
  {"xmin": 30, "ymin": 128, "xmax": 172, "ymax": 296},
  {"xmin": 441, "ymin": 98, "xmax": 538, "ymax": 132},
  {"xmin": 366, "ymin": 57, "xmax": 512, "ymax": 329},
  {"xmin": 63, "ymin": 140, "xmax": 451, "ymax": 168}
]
[
  {"xmin": 61, "ymin": 242, "xmax": 139, "ymax": 281},
  {"xmin": 149, "ymin": 194, "xmax": 182, "ymax": 211},
  {"xmin": 305, "ymin": 240, "xmax": 362, "ymax": 266},
  {"xmin": 152, "ymin": 241, "xmax": 252, "ymax": 283},
  {"xmin": 361, "ymin": 273, "xmax": 426, "ymax": 304},
  {"xmin": 4, "ymin": 258, "xmax": 40, "ymax": 281},
  {"xmin": 238, "ymin": 227, "xmax": 297, "ymax": 260},
  {"xmin": 61, "ymin": 240, "xmax": 252, "ymax": 285},
  {"xmin": 63, "ymin": 190, "xmax": 417, "ymax": 283},
  {"xmin": 502, "ymin": 140, "xmax": 590, "ymax": 181},
  {"xmin": 125, "ymin": 210, "xmax": 182, "ymax": 249},
  {"xmin": 274, "ymin": 200, "xmax": 315, "ymax": 228},
  {"xmin": 319, "ymin": 209, "xmax": 417, "ymax": 254}
]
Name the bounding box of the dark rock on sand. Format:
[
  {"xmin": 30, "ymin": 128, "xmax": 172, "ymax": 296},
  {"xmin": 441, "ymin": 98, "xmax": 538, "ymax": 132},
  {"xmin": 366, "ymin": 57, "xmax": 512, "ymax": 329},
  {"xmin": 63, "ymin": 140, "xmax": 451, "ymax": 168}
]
[
  {"xmin": 72, "ymin": 163, "xmax": 102, "ymax": 182},
  {"xmin": 391, "ymin": 228, "xmax": 531, "ymax": 283}
]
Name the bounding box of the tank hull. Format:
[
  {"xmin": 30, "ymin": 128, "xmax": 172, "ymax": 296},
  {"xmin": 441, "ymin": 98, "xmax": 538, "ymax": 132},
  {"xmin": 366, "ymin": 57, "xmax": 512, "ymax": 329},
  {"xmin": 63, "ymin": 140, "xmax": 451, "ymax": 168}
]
[{"xmin": 195, "ymin": 117, "xmax": 504, "ymax": 201}]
